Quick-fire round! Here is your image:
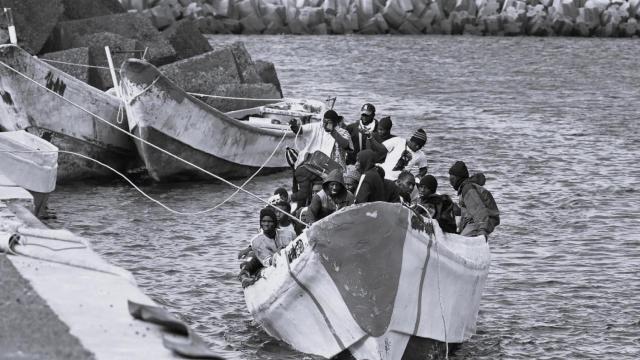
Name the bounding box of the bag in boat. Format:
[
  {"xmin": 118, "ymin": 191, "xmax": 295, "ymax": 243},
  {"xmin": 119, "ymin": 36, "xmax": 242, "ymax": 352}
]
[{"xmin": 299, "ymin": 150, "xmax": 341, "ymax": 180}]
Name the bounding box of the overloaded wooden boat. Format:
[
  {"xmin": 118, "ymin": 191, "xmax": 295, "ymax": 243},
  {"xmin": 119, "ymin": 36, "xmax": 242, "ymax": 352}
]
[
  {"xmin": 119, "ymin": 58, "xmax": 327, "ymax": 182},
  {"xmin": 243, "ymin": 202, "xmax": 490, "ymax": 359},
  {"xmin": 0, "ymin": 44, "xmax": 135, "ymax": 182},
  {"xmin": 0, "ymin": 130, "xmax": 57, "ymax": 216}
]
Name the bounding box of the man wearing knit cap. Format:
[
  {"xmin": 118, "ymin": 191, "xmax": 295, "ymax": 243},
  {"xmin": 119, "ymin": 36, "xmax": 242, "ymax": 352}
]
[
  {"xmin": 448, "ymin": 161, "xmax": 500, "ymax": 239},
  {"xmin": 415, "ymin": 175, "xmax": 457, "ymax": 233},
  {"xmin": 378, "ymin": 128, "xmax": 429, "ymax": 181},
  {"xmin": 378, "ymin": 116, "xmax": 395, "ymax": 142},
  {"xmin": 249, "ymin": 207, "xmax": 296, "ymax": 266},
  {"xmin": 345, "ymin": 103, "xmax": 387, "ymax": 165}
]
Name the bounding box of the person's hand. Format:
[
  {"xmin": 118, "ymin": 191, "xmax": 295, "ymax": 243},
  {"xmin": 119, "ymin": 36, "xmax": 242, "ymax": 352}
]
[
  {"xmin": 237, "ymin": 246, "xmax": 252, "ymax": 259},
  {"xmin": 289, "ymin": 118, "xmax": 301, "ymax": 134}
]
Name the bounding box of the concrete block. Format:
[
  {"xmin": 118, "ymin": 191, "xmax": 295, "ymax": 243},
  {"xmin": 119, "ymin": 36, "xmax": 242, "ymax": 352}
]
[
  {"xmin": 299, "ymin": 7, "xmax": 326, "ymax": 28},
  {"xmin": 149, "ymin": 4, "xmax": 176, "ymax": 30},
  {"xmin": 71, "ymin": 32, "xmax": 142, "ymax": 90},
  {"xmin": 195, "ymin": 17, "xmax": 229, "ymax": 34},
  {"xmin": 221, "ymin": 18, "xmax": 243, "ymax": 33},
  {"xmin": 240, "ymin": 13, "xmax": 267, "ymax": 33},
  {"xmin": 324, "ymin": 0, "xmax": 338, "ymax": 16},
  {"xmin": 261, "ymin": 5, "xmax": 286, "ymax": 28},
  {"xmin": 382, "ymin": 0, "xmax": 407, "ymax": 28},
  {"xmin": 62, "ymin": 0, "xmax": 126, "ymax": 20},
  {"xmin": 210, "ymin": 0, "xmax": 236, "ymax": 18},
  {"xmin": 311, "ymin": 23, "xmax": 329, "ymax": 34},
  {"xmin": 254, "ymin": 60, "xmax": 283, "ymax": 97},
  {"xmin": 584, "ymin": 0, "xmax": 610, "ymax": 9},
  {"xmin": 619, "ymin": 18, "xmax": 638, "ymax": 37},
  {"xmin": 478, "ymin": 0, "xmax": 501, "ymax": 17},
  {"xmin": 162, "ymin": 19, "xmax": 212, "ymax": 60},
  {"xmin": 237, "ymin": 0, "xmax": 259, "ymax": 18},
  {"xmin": 48, "ymin": 13, "xmax": 176, "ymax": 65},
  {"xmin": 455, "ymin": 0, "xmax": 478, "ymax": 16},
  {"xmin": 196, "ymin": 83, "xmax": 282, "ymax": 112},
  {"xmin": 482, "ymin": 14, "xmax": 502, "ymax": 34},
  {"xmin": 228, "ymin": 42, "xmax": 262, "ymax": 84},
  {"xmin": 5, "ymin": 0, "xmax": 65, "ymax": 54},
  {"xmin": 40, "ymin": 47, "xmax": 91, "ymax": 84}
]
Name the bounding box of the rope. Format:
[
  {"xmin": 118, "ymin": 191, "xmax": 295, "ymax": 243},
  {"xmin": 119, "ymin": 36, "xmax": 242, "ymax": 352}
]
[
  {"xmin": 0, "ymin": 60, "xmax": 307, "ymax": 226},
  {"xmin": 124, "ymin": 75, "xmax": 160, "ymax": 104},
  {"xmin": 39, "ymin": 58, "xmax": 111, "ymax": 70},
  {"xmin": 187, "ymin": 92, "xmax": 284, "ymax": 102}
]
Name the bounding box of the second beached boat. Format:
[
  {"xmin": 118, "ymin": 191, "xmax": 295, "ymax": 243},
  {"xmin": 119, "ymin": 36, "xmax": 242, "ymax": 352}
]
[{"xmin": 120, "ymin": 58, "xmax": 327, "ymax": 182}]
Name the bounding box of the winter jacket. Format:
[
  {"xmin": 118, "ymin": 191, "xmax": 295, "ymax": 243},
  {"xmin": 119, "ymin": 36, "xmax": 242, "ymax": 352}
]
[
  {"xmin": 354, "ymin": 150, "xmax": 386, "ymax": 204},
  {"xmin": 457, "ymin": 179, "xmax": 500, "ymax": 237},
  {"xmin": 308, "ymin": 169, "xmax": 354, "ymax": 222},
  {"xmin": 416, "ymin": 194, "xmax": 457, "ymax": 234},
  {"xmin": 345, "ymin": 120, "xmax": 388, "ymax": 165}
]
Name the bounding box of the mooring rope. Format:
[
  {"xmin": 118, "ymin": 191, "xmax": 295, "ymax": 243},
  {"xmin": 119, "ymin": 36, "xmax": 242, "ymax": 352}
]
[
  {"xmin": 0, "ymin": 60, "xmax": 307, "ymax": 226},
  {"xmin": 39, "ymin": 58, "xmax": 111, "ymax": 70}
]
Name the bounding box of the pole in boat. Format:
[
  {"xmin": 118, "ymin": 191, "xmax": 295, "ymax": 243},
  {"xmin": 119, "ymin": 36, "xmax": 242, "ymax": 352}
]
[
  {"xmin": 104, "ymin": 46, "xmax": 122, "ymax": 99},
  {"xmin": 4, "ymin": 8, "xmax": 17, "ymax": 45}
]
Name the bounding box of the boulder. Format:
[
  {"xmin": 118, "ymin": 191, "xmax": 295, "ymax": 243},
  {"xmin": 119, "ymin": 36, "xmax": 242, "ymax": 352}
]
[
  {"xmin": 299, "ymin": 7, "xmax": 326, "ymax": 28},
  {"xmin": 237, "ymin": 0, "xmax": 259, "ymax": 18},
  {"xmin": 71, "ymin": 32, "xmax": 142, "ymax": 90},
  {"xmin": 61, "ymin": 0, "xmax": 126, "ymax": 20},
  {"xmin": 149, "ymin": 4, "xmax": 176, "ymax": 30},
  {"xmin": 162, "ymin": 19, "xmax": 212, "ymax": 60},
  {"xmin": 40, "ymin": 47, "xmax": 91, "ymax": 84},
  {"xmin": 323, "ymin": 0, "xmax": 338, "ymax": 16},
  {"xmin": 240, "ymin": 13, "xmax": 267, "ymax": 33},
  {"xmin": 382, "ymin": 0, "xmax": 407, "ymax": 28},
  {"xmin": 630, "ymin": 0, "xmax": 640, "ymax": 18},
  {"xmin": 482, "ymin": 15, "xmax": 502, "ymax": 35},
  {"xmin": 478, "ymin": 0, "xmax": 501, "ymax": 17},
  {"xmin": 210, "ymin": 0, "xmax": 236, "ymax": 18},
  {"xmin": 228, "ymin": 42, "xmax": 262, "ymax": 84},
  {"xmin": 195, "ymin": 17, "xmax": 229, "ymax": 34},
  {"xmin": 584, "ymin": 0, "xmax": 610, "ymax": 9},
  {"xmin": 159, "ymin": 48, "xmax": 242, "ymax": 99},
  {"xmin": 48, "ymin": 13, "xmax": 176, "ymax": 65},
  {"xmin": 260, "ymin": 3, "xmax": 286, "ymax": 28},
  {"xmin": 5, "ymin": 0, "xmax": 64, "ymax": 54},
  {"xmin": 455, "ymin": 0, "xmax": 478, "ymax": 16},
  {"xmin": 526, "ymin": 5, "xmax": 553, "ymax": 36},
  {"xmin": 221, "ymin": 18, "xmax": 243, "ymax": 33},
  {"xmin": 311, "ymin": 23, "xmax": 329, "ymax": 34},
  {"xmin": 195, "ymin": 83, "xmax": 282, "ymax": 112},
  {"xmin": 619, "ymin": 18, "xmax": 639, "ymax": 36},
  {"xmin": 254, "ymin": 60, "xmax": 283, "ymax": 97}
]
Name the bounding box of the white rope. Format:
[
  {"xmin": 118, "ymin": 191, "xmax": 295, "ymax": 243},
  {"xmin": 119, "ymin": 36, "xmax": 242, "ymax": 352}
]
[
  {"xmin": 0, "ymin": 60, "xmax": 307, "ymax": 226},
  {"xmin": 39, "ymin": 58, "xmax": 111, "ymax": 70},
  {"xmin": 187, "ymin": 92, "xmax": 284, "ymax": 102},
  {"xmin": 125, "ymin": 75, "xmax": 160, "ymax": 105}
]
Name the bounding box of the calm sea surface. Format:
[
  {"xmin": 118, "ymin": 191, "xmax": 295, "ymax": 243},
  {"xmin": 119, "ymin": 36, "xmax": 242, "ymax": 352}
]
[{"xmin": 45, "ymin": 35, "xmax": 640, "ymax": 359}]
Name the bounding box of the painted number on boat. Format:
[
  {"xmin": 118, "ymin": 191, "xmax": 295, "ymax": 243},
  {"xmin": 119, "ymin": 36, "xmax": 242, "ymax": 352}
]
[{"xmin": 45, "ymin": 71, "xmax": 66, "ymax": 96}]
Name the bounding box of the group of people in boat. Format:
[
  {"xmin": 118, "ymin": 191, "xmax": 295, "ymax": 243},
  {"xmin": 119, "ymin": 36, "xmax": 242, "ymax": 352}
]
[{"xmin": 238, "ymin": 103, "xmax": 500, "ymax": 286}]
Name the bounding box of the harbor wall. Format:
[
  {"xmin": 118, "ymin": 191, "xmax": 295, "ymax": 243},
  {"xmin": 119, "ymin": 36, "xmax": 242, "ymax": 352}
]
[{"xmin": 120, "ymin": 0, "xmax": 640, "ymax": 37}]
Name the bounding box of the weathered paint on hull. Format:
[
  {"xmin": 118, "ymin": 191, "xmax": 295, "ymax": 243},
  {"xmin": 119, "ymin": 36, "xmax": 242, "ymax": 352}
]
[
  {"xmin": 132, "ymin": 124, "xmax": 286, "ymax": 182},
  {"xmin": 244, "ymin": 202, "xmax": 490, "ymax": 360},
  {"xmin": 0, "ymin": 44, "xmax": 135, "ymax": 182},
  {"xmin": 121, "ymin": 59, "xmax": 302, "ymax": 182}
]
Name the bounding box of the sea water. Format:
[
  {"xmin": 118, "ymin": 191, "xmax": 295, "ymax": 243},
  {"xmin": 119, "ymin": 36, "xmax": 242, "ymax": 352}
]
[{"xmin": 45, "ymin": 35, "xmax": 640, "ymax": 359}]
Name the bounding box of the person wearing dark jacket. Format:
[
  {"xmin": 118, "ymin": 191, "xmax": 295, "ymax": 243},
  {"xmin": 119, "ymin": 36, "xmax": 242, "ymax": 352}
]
[
  {"xmin": 345, "ymin": 103, "xmax": 388, "ymax": 165},
  {"xmin": 448, "ymin": 161, "xmax": 500, "ymax": 239},
  {"xmin": 307, "ymin": 169, "xmax": 355, "ymax": 223},
  {"xmin": 354, "ymin": 149, "xmax": 386, "ymax": 204},
  {"xmin": 415, "ymin": 175, "xmax": 457, "ymax": 234},
  {"xmin": 289, "ymin": 161, "xmax": 322, "ymax": 210}
]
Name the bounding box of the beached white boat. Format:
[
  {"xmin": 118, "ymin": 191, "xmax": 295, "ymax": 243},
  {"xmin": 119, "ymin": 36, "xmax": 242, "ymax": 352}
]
[
  {"xmin": 120, "ymin": 58, "xmax": 327, "ymax": 182},
  {"xmin": 243, "ymin": 202, "xmax": 490, "ymax": 359},
  {"xmin": 0, "ymin": 130, "xmax": 57, "ymax": 216},
  {"xmin": 0, "ymin": 44, "xmax": 135, "ymax": 182}
]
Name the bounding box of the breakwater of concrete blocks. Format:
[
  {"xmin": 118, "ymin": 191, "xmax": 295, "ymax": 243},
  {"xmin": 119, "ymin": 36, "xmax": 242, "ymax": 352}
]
[{"xmin": 120, "ymin": 0, "xmax": 640, "ymax": 37}]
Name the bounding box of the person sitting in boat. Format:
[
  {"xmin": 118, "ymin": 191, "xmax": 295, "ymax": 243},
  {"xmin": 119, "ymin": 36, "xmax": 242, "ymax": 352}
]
[
  {"xmin": 307, "ymin": 169, "xmax": 355, "ymax": 224},
  {"xmin": 273, "ymin": 187, "xmax": 289, "ymax": 204},
  {"xmin": 290, "ymin": 109, "xmax": 353, "ymax": 169},
  {"xmin": 270, "ymin": 198, "xmax": 297, "ymax": 235},
  {"xmin": 377, "ymin": 116, "xmax": 395, "ymax": 142},
  {"xmin": 414, "ymin": 175, "xmax": 458, "ymax": 234},
  {"xmin": 290, "ymin": 157, "xmax": 323, "ymax": 210},
  {"xmin": 379, "ymin": 128, "xmax": 429, "ymax": 181},
  {"xmin": 354, "ymin": 149, "xmax": 386, "ymax": 204},
  {"xmin": 345, "ymin": 103, "xmax": 388, "ymax": 165},
  {"xmin": 448, "ymin": 161, "xmax": 500, "ymax": 239},
  {"xmin": 250, "ymin": 207, "xmax": 296, "ymax": 266},
  {"xmin": 343, "ymin": 165, "xmax": 360, "ymax": 195},
  {"xmin": 395, "ymin": 170, "xmax": 417, "ymax": 204}
]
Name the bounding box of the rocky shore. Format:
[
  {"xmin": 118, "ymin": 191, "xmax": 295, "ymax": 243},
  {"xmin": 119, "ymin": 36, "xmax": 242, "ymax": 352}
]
[{"xmin": 122, "ymin": 0, "xmax": 640, "ymax": 37}]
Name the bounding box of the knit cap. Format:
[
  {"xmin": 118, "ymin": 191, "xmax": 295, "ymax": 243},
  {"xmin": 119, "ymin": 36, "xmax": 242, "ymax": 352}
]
[
  {"xmin": 409, "ymin": 129, "xmax": 427, "ymax": 148},
  {"xmin": 448, "ymin": 161, "xmax": 469, "ymax": 178}
]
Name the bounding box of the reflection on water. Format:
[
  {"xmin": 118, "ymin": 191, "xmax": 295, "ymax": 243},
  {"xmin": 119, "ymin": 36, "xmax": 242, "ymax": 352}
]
[{"xmin": 46, "ymin": 35, "xmax": 640, "ymax": 359}]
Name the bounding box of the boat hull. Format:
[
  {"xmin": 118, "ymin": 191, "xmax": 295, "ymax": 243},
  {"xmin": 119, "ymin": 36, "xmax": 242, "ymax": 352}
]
[
  {"xmin": 121, "ymin": 59, "xmax": 308, "ymax": 182},
  {"xmin": 0, "ymin": 44, "xmax": 135, "ymax": 182},
  {"xmin": 244, "ymin": 202, "xmax": 491, "ymax": 359}
]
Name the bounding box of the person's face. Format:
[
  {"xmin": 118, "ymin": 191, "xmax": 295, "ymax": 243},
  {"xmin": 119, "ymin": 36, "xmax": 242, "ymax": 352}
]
[
  {"xmin": 274, "ymin": 204, "xmax": 288, "ymax": 221},
  {"xmin": 345, "ymin": 181, "xmax": 357, "ymax": 194},
  {"xmin": 323, "ymin": 118, "xmax": 335, "ymax": 132},
  {"xmin": 327, "ymin": 181, "xmax": 342, "ymax": 196},
  {"xmin": 360, "ymin": 112, "xmax": 374, "ymax": 125},
  {"xmin": 418, "ymin": 185, "xmax": 433, "ymax": 197},
  {"xmin": 397, "ymin": 177, "xmax": 415, "ymax": 195},
  {"xmin": 355, "ymin": 159, "xmax": 364, "ymax": 174},
  {"xmin": 449, "ymin": 174, "xmax": 458, "ymax": 188},
  {"xmin": 378, "ymin": 127, "xmax": 389, "ymax": 138},
  {"xmin": 260, "ymin": 216, "xmax": 277, "ymax": 233},
  {"xmin": 312, "ymin": 184, "xmax": 322, "ymax": 196},
  {"xmin": 407, "ymin": 140, "xmax": 422, "ymax": 152}
]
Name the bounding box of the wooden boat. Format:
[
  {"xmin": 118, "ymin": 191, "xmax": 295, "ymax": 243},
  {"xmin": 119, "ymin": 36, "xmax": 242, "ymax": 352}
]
[
  {"xmin": 0, "ymin": 130, "xmax": 57, "ymax": 216},
  {"xmin": 0, "ymin": 44, "xmax": 136, "ymax": 182},
  {"xmin": 120, "ymin": 58, "xmax": 327, "ymax": 182},
  {"xmin": 243, "ymin": 202, "xmax": 490, "ymax": 359}
]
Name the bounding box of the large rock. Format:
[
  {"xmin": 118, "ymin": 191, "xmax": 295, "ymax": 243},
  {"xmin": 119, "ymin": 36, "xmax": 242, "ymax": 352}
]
[
  {"xmin": 61, "ymin": 0, "xmax": 125, "ymax": 20},
  {"xmin": 162, "ymin": 19, "xmax": 212, "ymax": 60},
  {"xmin": 254, "ymin": 60, "xmax": 283, "ymax": 97},
  {"xmin": 227, "ymin": 42, "xmax": 262, "ymax": 84},
  {"xmin": 5, "ymin": 0, "xmax": 64, "ymax": 54},
  {"xmin": 40, "ymin": 47, "xmax": 91, "ymax": 84},
  {"xmin": 194, "ymin": 83, "xmax": 282, "ymax": 112},
  {"xmin": 47, "ymin": 13, "xmax": 176, "ymax": 65},
  {"xmin": 159, "ymin": 48, "xmax": 242, "ymax": 99},
  {"xmin": 71, "ymin": 32, "xmax": 142, "ymax": 90}
]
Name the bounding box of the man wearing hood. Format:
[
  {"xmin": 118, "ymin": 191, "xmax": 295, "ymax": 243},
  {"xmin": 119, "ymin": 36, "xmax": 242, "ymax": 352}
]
[
  {"xmin": 448, "ymin": 161, "xmax": 500, "ymax": 239},
  {"xmin": 307, "ymin": 169, "xmax": 355, "ymax": 223},
  {"xmin": 354, "ymin": 149, "xmax": 386, "ymax": 204},
  {"xmin": 345, "ymin": 103, "xmax": 388, "ymax": 165}
]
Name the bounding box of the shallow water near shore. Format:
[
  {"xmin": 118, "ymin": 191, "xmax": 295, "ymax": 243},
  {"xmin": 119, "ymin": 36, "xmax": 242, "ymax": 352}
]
[{"xmin": 45, "ymin": 35, "xmax": 640, "ymax": 359}]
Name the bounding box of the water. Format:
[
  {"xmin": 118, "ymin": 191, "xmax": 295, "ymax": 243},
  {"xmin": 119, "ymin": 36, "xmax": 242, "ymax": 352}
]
[{"xmin": 45, "ymin": 35, "xmax": 640, "ymax": 359}]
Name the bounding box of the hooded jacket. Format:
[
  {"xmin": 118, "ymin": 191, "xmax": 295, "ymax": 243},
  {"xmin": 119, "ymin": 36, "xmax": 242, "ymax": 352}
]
[
  {"xmin": 457, "ymin": 174, "xmax": 500, "ymax": 236},
  {"xmin": 308, "ymin": 169, "xmax": 355, "ymax": 222},
  {"xmin": 354, "ymin": 150, "xmax": 385, "ymax": 204}
]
